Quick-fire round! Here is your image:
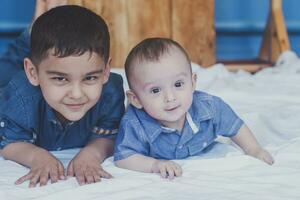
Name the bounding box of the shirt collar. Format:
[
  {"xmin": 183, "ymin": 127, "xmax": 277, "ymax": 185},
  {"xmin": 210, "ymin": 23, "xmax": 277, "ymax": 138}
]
[{"xmin": 132, "ymin": 91, "xmax": 214, "ymax": 143}]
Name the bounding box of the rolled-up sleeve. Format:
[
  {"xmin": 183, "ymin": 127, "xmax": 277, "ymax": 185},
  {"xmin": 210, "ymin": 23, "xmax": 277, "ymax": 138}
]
[
  {"xmin": 0, "ymin": 118, "xmax": 35, "ymax": 149},
  {"xmin": 213, "ymin": 97, "xmax": 244, "ymax": 137},
  {"xmin": 114, "ymin": 119, "xmax": 149, "ymax": 161}
]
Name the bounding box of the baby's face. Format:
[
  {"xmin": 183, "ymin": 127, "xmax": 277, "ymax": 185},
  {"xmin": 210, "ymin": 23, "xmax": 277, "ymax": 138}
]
[
  {"xmin": 130, "ymin": 48, "xmax": 196, "ymax": 130},
  {"xmin": 32, "ymin": 51, "xmax": 109, "ymax": 122}
]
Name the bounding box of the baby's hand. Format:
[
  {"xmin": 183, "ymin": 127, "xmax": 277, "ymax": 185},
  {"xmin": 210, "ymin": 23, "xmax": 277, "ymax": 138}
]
[
  {"xmin": 255, "ymin": 148, "xmax": 274, "ymax": 165},
  {"xmin": 15, "ymin": 150, "xmax": 65, "ymax": 187},
  {"xmin": 151, "ymin": 160, "xmax": 182, "ymax": 179}
]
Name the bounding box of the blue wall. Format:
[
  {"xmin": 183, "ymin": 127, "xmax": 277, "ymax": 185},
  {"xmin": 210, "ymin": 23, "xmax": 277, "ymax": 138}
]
[
  {"xmin": 0, "ymin": 0, "xmax": 300, "ymax": 60},
  {"xmin": 0, "ymin": 0, "xmax": 35, "ymax": 54},
  {"xmin": 216, "ymin": 0, "xmax": 300, "ymax": 60}
]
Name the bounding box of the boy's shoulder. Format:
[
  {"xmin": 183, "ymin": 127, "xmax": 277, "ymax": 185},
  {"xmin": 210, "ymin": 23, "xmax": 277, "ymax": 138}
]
[
  {"xmin": 101, "ymin": 72, "xmax": 124, "ymax": 95},
  {"xmin": 0, "ymin": 71, "xmax": 43, "ymax": 128}
]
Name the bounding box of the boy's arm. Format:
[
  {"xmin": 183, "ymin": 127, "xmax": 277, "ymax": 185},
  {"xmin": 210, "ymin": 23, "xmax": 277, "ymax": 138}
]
[
  {"xmin": 231, "ymin": 124, "xmax": 274, "ymax": 165},
  {"xmin": 115, "ymin": 154, "xmax": 182, "ymax": 179},
  {"xmin": 1, "ymin": 142, "xmax": 65, "ymax": 187},
  {"xmin": 67, "ymin": 138, "xmax": 114, "ymax": 185}
]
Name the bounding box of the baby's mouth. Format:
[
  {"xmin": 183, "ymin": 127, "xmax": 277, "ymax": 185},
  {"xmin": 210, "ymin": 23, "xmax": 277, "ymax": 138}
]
[{"xmin": 165, "ymin": 105, "xmax": 180, "ymax": 112}]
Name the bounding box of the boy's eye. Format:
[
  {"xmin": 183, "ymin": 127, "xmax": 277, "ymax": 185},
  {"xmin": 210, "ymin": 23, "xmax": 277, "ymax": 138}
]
[
  {"xmin": 175, "ymin": 81, "xmax": 184, "ymax": 87},
  {"xmin": 84, "ymin": 76, "xmax": 98, "ymax": 81},
  {"xmin": 151, "ymin": 87, "xmax": 161, "ymax": 94},
  {"xmin": 52, "ymin": 77, "xmax": 67, "ymax": 82}
]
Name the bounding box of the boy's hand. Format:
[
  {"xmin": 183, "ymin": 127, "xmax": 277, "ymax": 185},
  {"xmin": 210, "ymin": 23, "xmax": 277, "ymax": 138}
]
[
  {"xmin": 151, "ymin": 160, "xmax": 182, "ymax": 179},
  {"xmin": 254, "ymin": 148, "xmax": 275, "ymax": 165},
  {"xmin": 15, "ymin": 149, "xmax": 65, "ymax": 187},
  {"xmin": 67, "ymin": 149, "xmax": 112, "ymax": 186}
]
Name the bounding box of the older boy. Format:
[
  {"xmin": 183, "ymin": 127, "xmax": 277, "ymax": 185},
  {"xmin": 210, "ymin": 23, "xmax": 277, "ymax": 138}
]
[
  {"xmin": 0, "ymin": 5, "xmax": 124, "ymax": 187},
  {"xmin": 114, "ymin": 38, "xmax": 274, "ymax": 179}
]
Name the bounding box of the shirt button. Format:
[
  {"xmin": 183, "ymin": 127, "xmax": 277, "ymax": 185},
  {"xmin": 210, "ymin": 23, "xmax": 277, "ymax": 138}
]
[
  {"xmin": 0, "ymin": 121, "xmax": 5, "ymax": 128},
  {"xmin": 178, "ymin": 145, "xmax": 183, "ymax": 149},
  {"xmin": 203, "ymin": 142, "xmax": 207, "ymax": 148},
  {"xmin": 57, "ymin": 147, "xmax": 62, "ymax": 151}
]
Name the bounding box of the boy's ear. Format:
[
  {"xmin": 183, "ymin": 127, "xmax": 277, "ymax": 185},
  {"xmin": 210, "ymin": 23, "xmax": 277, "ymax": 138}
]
[
  {"xmin": 102, "ymin": 57, "xmax": 112, "ymax": 84},
  {"xmin": 24, "ymin": 58, "xmax": 40, "ymax": 86},
  {"xmin": 192, "ymin": 72, "xmax": 197, "ymax": 91},
  {"xmin": 126, "ymin": 90, "xmax": 143, "ymax": 109}
]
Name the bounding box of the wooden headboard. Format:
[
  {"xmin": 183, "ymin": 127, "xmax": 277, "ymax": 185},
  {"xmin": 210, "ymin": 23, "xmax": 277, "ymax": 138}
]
[{"xmin": 67, "ymin": 0, "xmax": 215, "ymax": 68}]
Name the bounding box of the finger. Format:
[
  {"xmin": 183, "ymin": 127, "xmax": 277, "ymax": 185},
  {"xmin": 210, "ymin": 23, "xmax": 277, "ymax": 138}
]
[
  {"xmin": 174, "ymin": 165, "xmax": 183, "ymax": 177},
  {"xmin": 99, "ymin": 169, "xmax": 113, "ymax": 179},
  {"xmin": 15, "ymin": 173, "xmax": 33, "ymax": 185},
  {"xmin": 39, "ymin": 172, "xmax": 50, "ymax": 186},
  {"xmin": 166, "ymin": 165, "xmax": 175, "ymax": 180},
  {"xmin": 84, "ymin": 169, "xmax": 94, "ymax": 184},
  {"xmin": 75, "ymin": 170, "xmax": 86, "ymax": 186},
  {"xmin": 29, "ymin": 173, "xmax": 41, "ymax": 188},
  {"xmin": 264, "ymin": 155, "xmax": 275, "ymax": 165},
  {"xmin": 49, "ymin": 168, "xmax": 59, "ymax": 184},
  {"xmin": 93, "ymin": 171, "xmax": 101, "ymax": 183},
  {"xmin": 160, "ymin": 167, "xmax": 167, "ymax": 179},
  {"xmin": 67, "ymin": 162, "xmax": 74, "ymax": 177},
  {"xmin": 58, "ymin": 163, "xmax": 66, "ymax": 180}
]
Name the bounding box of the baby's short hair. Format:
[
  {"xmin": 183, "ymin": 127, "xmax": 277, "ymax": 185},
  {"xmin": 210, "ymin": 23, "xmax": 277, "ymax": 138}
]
[
  {"xmin": 30, "ymin": 5, "xmax": 110, "ymax": 66},
  {"xmin": 124, "ymin": 38, "xmax": 191, "ymax": 88}
]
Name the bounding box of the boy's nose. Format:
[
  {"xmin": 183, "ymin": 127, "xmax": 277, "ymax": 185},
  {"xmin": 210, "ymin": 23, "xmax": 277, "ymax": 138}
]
[{"xmin": 69, "ymin": 84, "xmax": 83, "ymax": 99}]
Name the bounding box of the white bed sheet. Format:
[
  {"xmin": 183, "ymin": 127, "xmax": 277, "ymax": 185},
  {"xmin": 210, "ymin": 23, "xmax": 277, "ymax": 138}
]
[{"xmin": 1, "ymin": 51, "xmax": 300, "ymax": 200}]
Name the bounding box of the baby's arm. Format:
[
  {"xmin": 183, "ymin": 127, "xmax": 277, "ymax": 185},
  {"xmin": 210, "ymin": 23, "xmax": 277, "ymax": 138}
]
[
  {"xmin": 1, "ymin": 142, "xmax": 65, "ymax": 187},
  {"xmin": 231, "ymin": 124, "xmax": 274, "ymax": 165},
  {"xmin": 115, "ymin": 154, "xmax": 182, "ymax": 179}
]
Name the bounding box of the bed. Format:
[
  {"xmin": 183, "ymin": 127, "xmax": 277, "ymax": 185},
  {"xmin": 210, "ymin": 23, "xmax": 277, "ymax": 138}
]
[{"xmin": 1, "ymin": 51, "xmax": 300, "ymax": 200}]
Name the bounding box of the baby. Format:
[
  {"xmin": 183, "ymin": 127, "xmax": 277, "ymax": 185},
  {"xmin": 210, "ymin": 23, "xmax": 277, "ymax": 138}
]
[{"xmin": 114, "ymin": 38, "xmax": 274, "ymax": 179}]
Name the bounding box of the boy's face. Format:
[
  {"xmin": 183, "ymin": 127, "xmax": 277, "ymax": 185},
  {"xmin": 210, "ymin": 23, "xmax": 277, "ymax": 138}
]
[
  {"xmin": 24, "ymin": 51, "xmax": 110, "ymax": 122},
  {"xmin": 128, "ymin": 47, "xmax": 196, "ymax": 130}
]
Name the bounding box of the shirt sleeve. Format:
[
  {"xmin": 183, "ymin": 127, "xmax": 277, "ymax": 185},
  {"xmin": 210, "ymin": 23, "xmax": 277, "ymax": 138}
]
[
  {"xmin": 88, "ymin": 73, "xmax": 125, "ymax": 141},
  {"xmin": 0, "ymin": 118, "xmax": 36, "ymax": 149},
  {"xmin": 0, "ymin": 29, "xmax": 30, "ymax": 88},
  {"xmin": 213, "ymin": 97, "xmax": 244, "ymax": 137},
  {"xmin": 113, "ymin": 118, "xmax": 150, "ymax": 161}
]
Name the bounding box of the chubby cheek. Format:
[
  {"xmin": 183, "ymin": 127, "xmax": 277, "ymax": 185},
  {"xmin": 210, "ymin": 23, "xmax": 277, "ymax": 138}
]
[
  {"xmin": 85, "ymin": 86, "xmax": 102, "ymax": 102},
  {"xmin": 141, "ymin": 98, "xmax": 162, "ymax": 118},
  {"xmin": 41, "ymin": 86, "xmax": 65, "ymax": 104}
]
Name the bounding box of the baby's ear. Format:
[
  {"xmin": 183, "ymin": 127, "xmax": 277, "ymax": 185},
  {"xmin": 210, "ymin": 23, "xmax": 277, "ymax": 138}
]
[
  {"xmin": 24, "ymin": 58, "xmax": 39, "ymax": 86},
  {"xmin": 126, "ymin": 90, "xmax": 143, "ymax": 109}
]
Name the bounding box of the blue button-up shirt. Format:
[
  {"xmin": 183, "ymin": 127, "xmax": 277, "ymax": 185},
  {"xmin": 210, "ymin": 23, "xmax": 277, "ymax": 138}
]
[
  {"xmin": 0, "ymin": 71, "xmax": 125, "ymax": 151},
  {"xmin": 114, "ymin": 91, "xmax": 244, "ymax": 161},
  {"xmin": 0, "ymin": 30, "xmax": 30, "ymax": 88}
]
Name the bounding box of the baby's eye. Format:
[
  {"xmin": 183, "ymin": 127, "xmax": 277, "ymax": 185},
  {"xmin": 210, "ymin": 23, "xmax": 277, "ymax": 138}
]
[
  {"xmin": 175, "ymin": 81, "xmax": 184, "ymax": 87},
  {"xmin": 151, "ymin": 87, "xmax": 161, "ymax": 94}
]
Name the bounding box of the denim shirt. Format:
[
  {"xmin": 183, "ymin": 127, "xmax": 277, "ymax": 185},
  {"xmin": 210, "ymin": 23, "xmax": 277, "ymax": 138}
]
[
  {"xmin": 114, "ymin": 91, "xmax": 244, "ymax": 161},
  {"xmin": 0, "ymin": 30, "xmax": 30, "ymax": 88},
  {"xmin": 0, "ymin": 71, "xmax": 125, "ymax": 151}
]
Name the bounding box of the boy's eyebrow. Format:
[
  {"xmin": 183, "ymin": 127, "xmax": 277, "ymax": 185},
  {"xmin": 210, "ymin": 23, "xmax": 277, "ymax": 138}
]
[
  {"xmin": 46, "ymin": 69, "xmax": 104, "ymax": 76},
  {"xmin": 86, "ymin": 69, "xmax": 104, "ymax": 75}
]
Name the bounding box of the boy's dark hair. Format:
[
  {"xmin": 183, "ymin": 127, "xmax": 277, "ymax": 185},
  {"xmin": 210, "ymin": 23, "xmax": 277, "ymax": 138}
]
[
  {"xmin": 30, "ymin": 5, "xmax": 110, "ymax": 66},
  {"xmin": 124, "ymin": 38, "xmax": 191, "ymax": 88}
]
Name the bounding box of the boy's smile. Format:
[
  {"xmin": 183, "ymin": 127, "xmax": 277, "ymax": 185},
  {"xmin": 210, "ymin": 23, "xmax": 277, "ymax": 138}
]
[{"xmin": 24, "ymin": 51, "xmax": 110, "ymax": 122}]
